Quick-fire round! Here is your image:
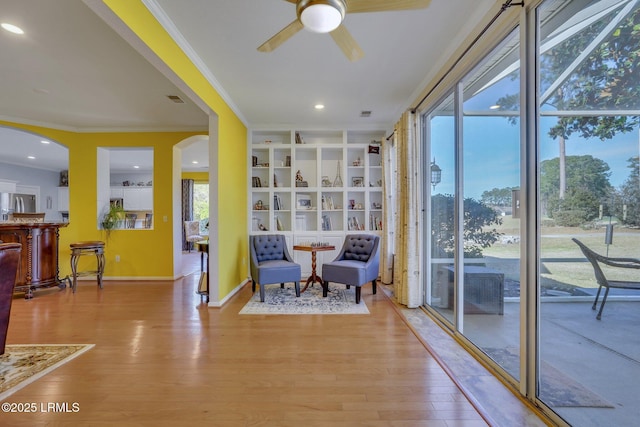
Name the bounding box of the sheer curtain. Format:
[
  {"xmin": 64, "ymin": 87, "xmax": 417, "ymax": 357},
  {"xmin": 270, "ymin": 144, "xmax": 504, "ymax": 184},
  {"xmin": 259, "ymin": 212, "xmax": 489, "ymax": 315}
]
[
  {"xmin": 381, "ymin": 136, "xmax": 395, "ymax": 285},
  {"xmin": 181, "ymin": 179, "xmax": 194, "ymax": 251},
  {"xmin": 392, "ymin": 111, "xmax": 422, "ymax": 307}
]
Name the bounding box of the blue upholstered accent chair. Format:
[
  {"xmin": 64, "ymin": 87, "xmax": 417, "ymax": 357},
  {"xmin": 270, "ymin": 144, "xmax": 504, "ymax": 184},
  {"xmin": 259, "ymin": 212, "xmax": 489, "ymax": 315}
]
[
  {"xmin": 322, "ymin": 234, "xmax": 380, "ymax": 304},
  {"xmin": 250, "ymin": 234, "xmax": 301, "ymax": 302}
]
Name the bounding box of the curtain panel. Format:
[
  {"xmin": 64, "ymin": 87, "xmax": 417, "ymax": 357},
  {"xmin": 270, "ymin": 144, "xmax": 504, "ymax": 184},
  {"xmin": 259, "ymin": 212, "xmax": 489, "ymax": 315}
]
[
  {"xmin": 381, "ymin": 136, "xmax": 395, "ymax": 284},
  {"xmin": 181, "ymin": 179, "xmax": 194, "ymax": 251},
  {"xmin": 392, "ymin": 111, "xmax": 423, "ymax": 308}
]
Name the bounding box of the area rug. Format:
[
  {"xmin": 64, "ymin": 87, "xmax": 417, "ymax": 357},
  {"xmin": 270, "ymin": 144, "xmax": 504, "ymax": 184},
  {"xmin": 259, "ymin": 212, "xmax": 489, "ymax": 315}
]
[
  {"xmin": 484, "ymin": 347, "xmax": 614, "ymax": 408},
  {"xmin": 239, "ymin": 283, "xmax": 369, "ymax": 315},
  {"xmin": 0, "ymin": 344, "xmax": 94, "ymax": 400}
]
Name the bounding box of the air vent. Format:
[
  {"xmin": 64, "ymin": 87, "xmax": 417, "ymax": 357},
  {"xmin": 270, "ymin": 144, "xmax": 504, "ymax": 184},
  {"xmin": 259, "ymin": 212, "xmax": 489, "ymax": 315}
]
[
  {"xmin": 167, "ymin": 95, "xmax": 185, "ymax": 103},
  {"xmin": 360, "ymin": 110, "xmax": 372, "ymax": 117}
]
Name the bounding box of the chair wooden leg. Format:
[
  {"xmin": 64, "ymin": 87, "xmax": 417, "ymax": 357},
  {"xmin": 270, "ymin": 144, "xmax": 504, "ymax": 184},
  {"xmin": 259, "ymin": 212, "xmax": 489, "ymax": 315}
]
[
  {"xmin": 355, "ymin": 287, "xmax": 361, "ymax": 304},
  {"xmin": 372, "ymin": 279, "xmax": 377, "ymax": 295},
  {"xmin": 294, "ymin": 281, "xmax": 300, "ymax": 297},
  {"xmin": 596, "ymin": 287, "xmax": 610, "ymax": 320},
  {"xmin": 252, "ymin": 280, "xmax": 256, "ymax": 293},
  {"xmin": 322, "ymin": 281, "xmax": 329, "ymax": 297},
  {"xmin": 281, "ymin": 283, "xmax": 284, "ymax": 289},
  {"xmin": 259, "ymin": 284, "xmax": 266, "ymax": 302}
]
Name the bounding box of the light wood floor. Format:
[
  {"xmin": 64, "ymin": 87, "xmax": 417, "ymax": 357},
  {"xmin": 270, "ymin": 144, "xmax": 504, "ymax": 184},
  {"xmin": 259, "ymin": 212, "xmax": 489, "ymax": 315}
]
[{"xmin": 4, "ymin": 273, "xmax": 489, "ymax": 426}]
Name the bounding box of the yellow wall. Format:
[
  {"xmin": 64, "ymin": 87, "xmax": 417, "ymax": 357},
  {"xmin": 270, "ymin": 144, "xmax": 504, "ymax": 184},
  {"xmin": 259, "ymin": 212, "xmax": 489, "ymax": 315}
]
[
  {"xmin": 103, "ymin": 0, "xmax": 248, "ymax": 299},
  {"xmin": 181, "ymin": 172, "xmax": 209, "ymax": 182},
  {"xmin": 0, "ymin": 119, "xmax": 202, "ymax": 279}
]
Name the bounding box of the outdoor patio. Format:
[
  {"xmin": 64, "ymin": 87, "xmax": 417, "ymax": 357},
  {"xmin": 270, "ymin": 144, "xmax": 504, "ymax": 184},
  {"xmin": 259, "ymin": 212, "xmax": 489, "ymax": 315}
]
[{"xmin": 445, "ymin": 296, "xmax": 640, "ymax": 426}]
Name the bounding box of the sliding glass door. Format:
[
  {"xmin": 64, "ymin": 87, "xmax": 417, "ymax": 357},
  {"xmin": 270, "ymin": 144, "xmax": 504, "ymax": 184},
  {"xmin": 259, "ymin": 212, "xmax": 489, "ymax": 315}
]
[
  {"xmin": 537, "ymin": 1, "xmax": 640, "ymax": 425},
  {"xmin": 427, "ymin": 93, "xmax": 456, "ymax": 323},
  {"xmin": 422, "ymin": 0, "xmax": 640, "ymax": 425},
  {"xmin": 461, "ymin": 30, "xmax": 522, "ymax": 378}
]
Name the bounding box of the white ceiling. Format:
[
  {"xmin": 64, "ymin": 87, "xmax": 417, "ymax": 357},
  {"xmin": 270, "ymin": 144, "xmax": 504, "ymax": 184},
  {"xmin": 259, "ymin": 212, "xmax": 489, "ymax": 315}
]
[{"xmin": 0, "ymin": 0, "xmax": 496, "ymax": 172}]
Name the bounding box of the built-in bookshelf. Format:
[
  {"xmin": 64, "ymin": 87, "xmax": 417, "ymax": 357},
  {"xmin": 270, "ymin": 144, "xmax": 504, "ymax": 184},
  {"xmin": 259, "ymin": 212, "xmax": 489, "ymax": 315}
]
[
  {"xmin": 249, "ymin": 129, "xmax": 384, "ymax": 235},
  {"xmin": 249, "ymin": 129, "xmax": 385, "ymax": 276}
]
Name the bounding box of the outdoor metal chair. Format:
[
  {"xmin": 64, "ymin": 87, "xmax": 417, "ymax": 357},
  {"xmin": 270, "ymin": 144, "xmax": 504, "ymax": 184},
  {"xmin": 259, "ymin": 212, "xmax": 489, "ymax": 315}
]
[{"xmin": 572, "ymin": 238, "xmax": 640, "ymax": 320}]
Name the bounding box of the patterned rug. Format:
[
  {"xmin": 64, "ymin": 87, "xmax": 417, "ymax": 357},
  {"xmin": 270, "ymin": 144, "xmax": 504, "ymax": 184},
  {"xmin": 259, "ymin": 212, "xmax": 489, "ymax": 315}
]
[
  {"xmin": 0, "ymin": 344, "xmax": 94, "ymax": 400},
  {"xmin": 239, "ymin": 283, "xmax": 369, "ymax": 314}
]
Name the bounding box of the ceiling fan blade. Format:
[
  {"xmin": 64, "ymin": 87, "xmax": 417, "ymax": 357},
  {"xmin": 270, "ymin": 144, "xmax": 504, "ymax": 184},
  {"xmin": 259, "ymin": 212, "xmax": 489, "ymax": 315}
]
[
  {"xmin": 346, "ymin": 0, "xmax": 431, "ymax": 13},
  {"xmin": 257, "ymin": 20, "xmax": 304, "ymax": 53},
  {"xmin": 330, "ymin": 25, "xmax": 364, "ymax": 62}
]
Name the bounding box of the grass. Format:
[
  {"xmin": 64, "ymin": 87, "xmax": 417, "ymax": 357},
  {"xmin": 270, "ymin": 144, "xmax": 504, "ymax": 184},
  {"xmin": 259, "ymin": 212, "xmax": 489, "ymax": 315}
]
[{"xmin": 480, "ymin": 218, "xmax": 640, "ymax": 290}]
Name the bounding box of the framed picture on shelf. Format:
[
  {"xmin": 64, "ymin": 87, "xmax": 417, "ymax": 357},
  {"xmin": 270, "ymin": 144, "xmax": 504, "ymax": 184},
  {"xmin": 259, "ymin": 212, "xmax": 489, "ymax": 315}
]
[
  {"xmin": 296, "ymin": 193, "xmax": 312, "ymax": 210},
  {"xmin": 352, "ymin": 176, "xmax": 364, "ymax": 187}
]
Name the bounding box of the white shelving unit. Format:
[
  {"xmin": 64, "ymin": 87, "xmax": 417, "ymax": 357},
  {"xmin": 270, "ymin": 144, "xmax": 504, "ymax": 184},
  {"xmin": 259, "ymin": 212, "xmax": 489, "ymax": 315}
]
[{"xmin": 249, "ymin": 129, "xmax": 385, "ymax": 277}]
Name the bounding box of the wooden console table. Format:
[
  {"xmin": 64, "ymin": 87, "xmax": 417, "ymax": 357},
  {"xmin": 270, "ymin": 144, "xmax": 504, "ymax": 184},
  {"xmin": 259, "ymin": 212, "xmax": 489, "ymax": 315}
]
[{"xmin": 0, "ymin": 222, "xmax": 69, "ymax": 298}]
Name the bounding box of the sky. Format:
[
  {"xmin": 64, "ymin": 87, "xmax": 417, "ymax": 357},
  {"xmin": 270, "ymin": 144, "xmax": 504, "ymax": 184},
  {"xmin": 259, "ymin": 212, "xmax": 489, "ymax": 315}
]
[
  {"xmin": 429, "ymin": 66, "xmax": 639, "ymax": 200},
  {"xmin": 430, "ymin": 116, "xmax": 638, "ymax": 200}
]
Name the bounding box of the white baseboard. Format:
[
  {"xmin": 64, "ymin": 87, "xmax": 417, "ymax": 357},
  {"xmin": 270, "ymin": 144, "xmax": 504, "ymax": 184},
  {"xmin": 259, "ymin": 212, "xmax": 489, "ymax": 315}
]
[{"xmin": 207, "ymin": 278, "xmax": 250, "ymax": 307}]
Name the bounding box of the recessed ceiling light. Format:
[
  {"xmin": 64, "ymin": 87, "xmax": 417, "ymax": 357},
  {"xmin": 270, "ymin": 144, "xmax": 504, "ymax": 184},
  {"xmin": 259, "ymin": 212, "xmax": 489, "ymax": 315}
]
[
  {"xmin": 489, "ymin": 104, "xmax": 500, "ymax": 110},
  {"xmin": 133, "ymin": 165, "xmax": 140, "ymax": 169},
  {"xmin": 1, "ymin": 23, "xmax": 24, "ymax": 35},
  {"xmin": 41, "ymin": 140, "xmax": 50, "ymax": 144},
  {"xmin": 192, "ymin": 161, "xmax": 199, "ymax": 164},
  {"xmin": 27, "ymin": 156, "xmax": 35, "ymax": 160},
  {"xmin": 315, "ymin": 104, "xmax": 325, "ymax": 110}
]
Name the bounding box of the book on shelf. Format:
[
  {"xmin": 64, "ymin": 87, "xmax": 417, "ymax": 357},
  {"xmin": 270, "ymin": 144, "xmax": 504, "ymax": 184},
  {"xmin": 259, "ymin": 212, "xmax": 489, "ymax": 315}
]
[
  {"xmin": 369, "ymin": 214, "xmax": 383, "ymax": 230},
  {"xmin": 322, "ymin": 195, "xmax": 336, "ymax": 210},
  {"xmin": 321, "ymin": 214, "xmax": 333, "ymax": 231},
  {"xmin": 274, "ymin": 194, "xmax": 282, "ymax": 210},
  {"xmin": 348, "ymin": 216, "xmax": 363, "ymax": 231}
]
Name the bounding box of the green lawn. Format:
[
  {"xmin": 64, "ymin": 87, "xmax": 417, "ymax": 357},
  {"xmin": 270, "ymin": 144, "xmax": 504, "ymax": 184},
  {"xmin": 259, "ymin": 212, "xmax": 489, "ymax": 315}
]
[{"xmin": 480, "ymin": 218, "xmax": 640, "ymax": 290}]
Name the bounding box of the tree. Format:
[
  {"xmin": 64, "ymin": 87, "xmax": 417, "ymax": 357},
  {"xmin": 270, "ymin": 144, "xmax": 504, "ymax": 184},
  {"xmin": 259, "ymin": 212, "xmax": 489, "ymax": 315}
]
[
  {"xmin": 193, "ymin": 183, "xmax": 209, "ymax": 221},
  {"xmin": 613, "ymin": 156, "xmax": 640, "ymax": 226},
  {"xmin": 540, "ymin": 155, "xmax": 612, "ymax": 223},
  {"xmin": 481, "ymin": 187, "xmax": 515, "ymax": 207},
  {"xmin": 498, "ymin": 5, "xmax": 640, "ymax": 198},
  {"xmin": 431, "ymin": 194, "xmax": 503, "ymax": 258}
]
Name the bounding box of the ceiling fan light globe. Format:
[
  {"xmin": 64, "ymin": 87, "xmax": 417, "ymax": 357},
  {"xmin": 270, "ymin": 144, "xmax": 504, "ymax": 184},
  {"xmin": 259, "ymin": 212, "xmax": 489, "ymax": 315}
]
[{"xmin": 297, "ymin": 0, "xmax": 345, "ymax": 34}]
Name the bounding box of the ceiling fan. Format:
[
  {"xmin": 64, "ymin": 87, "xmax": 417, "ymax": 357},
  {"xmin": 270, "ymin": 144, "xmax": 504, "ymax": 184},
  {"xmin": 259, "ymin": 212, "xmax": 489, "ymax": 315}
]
[{"xmin": 257, "ymin": 0, "xmax": 432, "ymax": 61}]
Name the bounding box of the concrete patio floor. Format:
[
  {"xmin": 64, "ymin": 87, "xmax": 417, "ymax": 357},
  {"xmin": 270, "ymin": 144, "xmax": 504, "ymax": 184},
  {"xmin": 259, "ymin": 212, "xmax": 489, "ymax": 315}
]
[{"xmin": 396, "ymin": 295, "xmax": 640, "ymax": 426}]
